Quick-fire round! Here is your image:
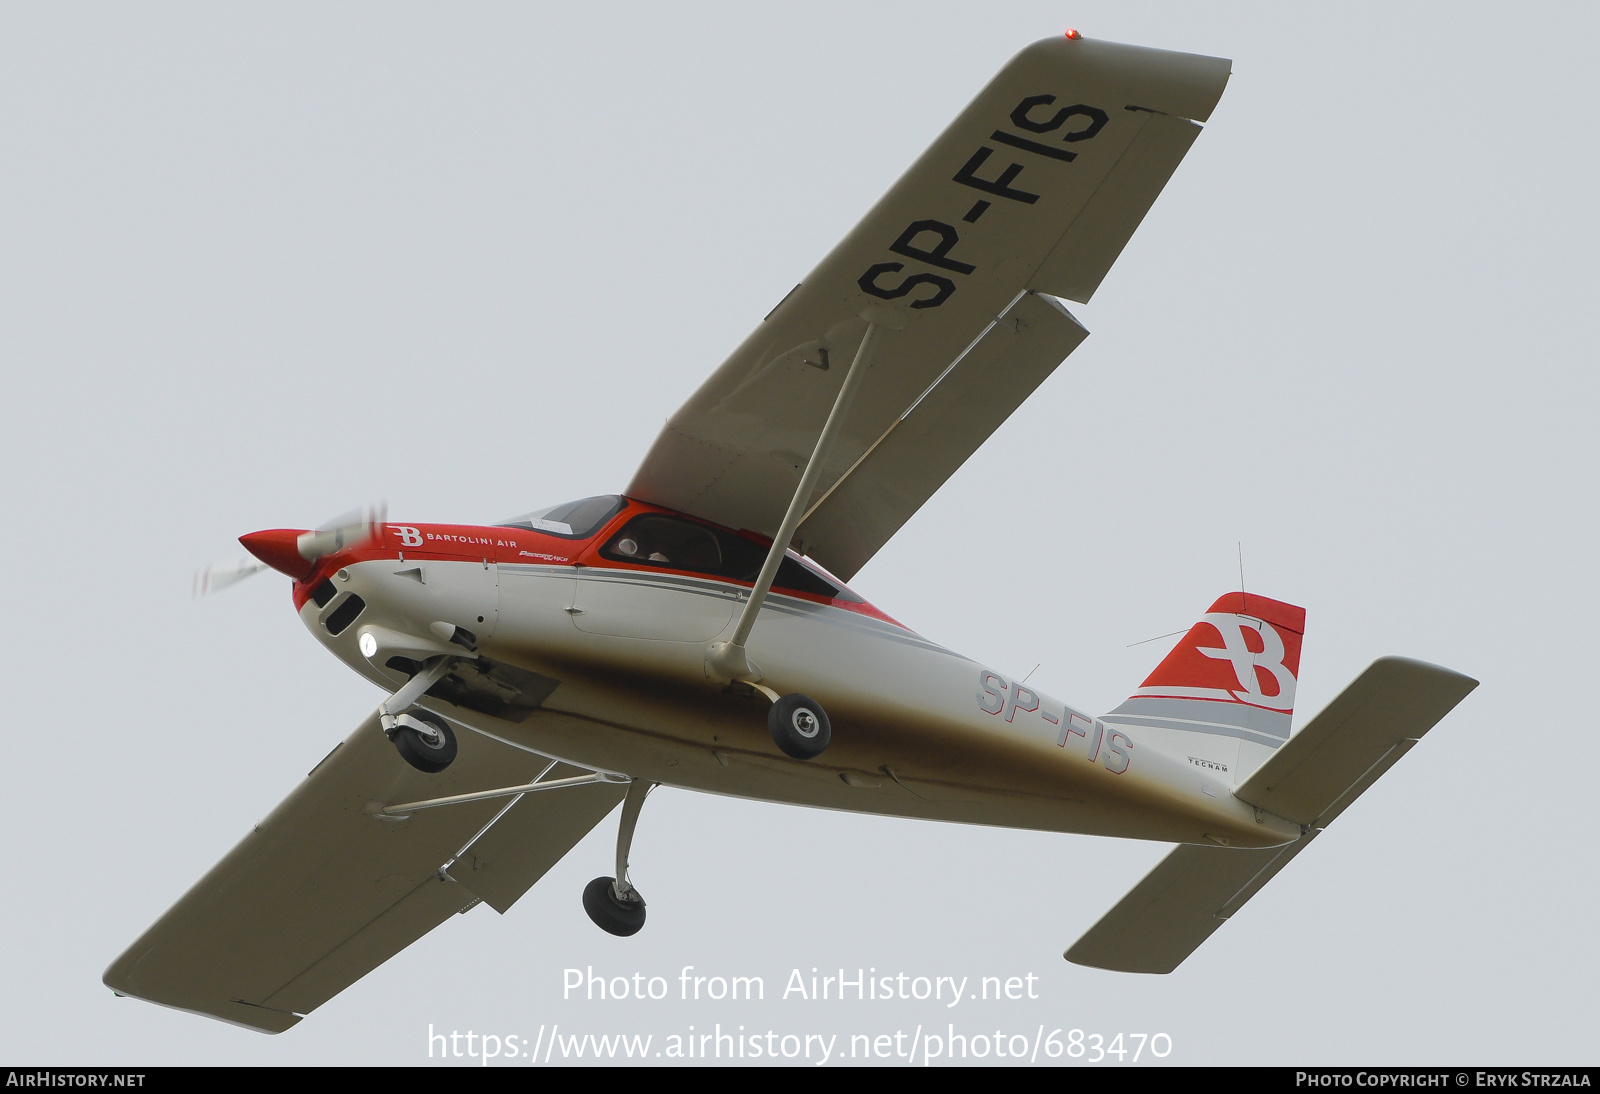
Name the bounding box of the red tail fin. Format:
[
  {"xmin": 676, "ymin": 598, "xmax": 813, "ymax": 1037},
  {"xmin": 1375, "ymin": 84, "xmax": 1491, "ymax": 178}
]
[{"xmin": 1103, "ymin": 593, "xmax": 1306, "ymax": 748}]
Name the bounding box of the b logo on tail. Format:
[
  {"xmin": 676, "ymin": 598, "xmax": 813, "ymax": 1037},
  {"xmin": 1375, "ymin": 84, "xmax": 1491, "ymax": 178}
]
[
  {"xmin": 1133, "ymin": 593, "xmax": 1305, "ymax": 713},
  {"xmin": 1194, "ymin": 613, "xmax": 1296, "ymax": 711},
  {"xmin": 1102, "ymin": 593, "xmax": 1306, "ymax": 749}
]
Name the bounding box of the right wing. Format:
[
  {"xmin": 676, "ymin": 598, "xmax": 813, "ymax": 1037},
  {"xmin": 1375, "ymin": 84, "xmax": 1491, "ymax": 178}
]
[
  {"xmin": 104, "ymin": 712, "xmax": 626, "ymax": 1032},
  {"xmin": 628, "ymin": 35, "xmax": 1230, "ymax": 581},
  {"xmin": 1066, "ymin": 658, "xmax": 1478, "ymax": 974}
]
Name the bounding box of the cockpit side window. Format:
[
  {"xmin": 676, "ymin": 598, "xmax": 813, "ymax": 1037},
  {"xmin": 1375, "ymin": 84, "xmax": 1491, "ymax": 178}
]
[
  {"xmin": 497, "ymin": 495, "xmax": 626, "ymax": 539},
  {"xmin": 599, "ymin": 513, "xmax": 845, "ymax": 599},
  {"xmin": 604, "ymin": 515, "xmax": 724, "ymax": 571},
  {"xmin": 774, "ymin": 555, "xmax": 847, "ymax": 599}
]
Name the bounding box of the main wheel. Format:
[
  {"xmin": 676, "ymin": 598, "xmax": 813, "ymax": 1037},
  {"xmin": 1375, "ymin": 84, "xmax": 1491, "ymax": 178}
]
[
  {"xmin": 392, "ymin": 711, "xmax": 458, "ymax": 773},
  {"xmin": 768, "ymin": 693, "xmax": 831, "ymax": 759},
  {"xmin": 583, "ymin": 876, "xmax": 647, "ymax": 937}
]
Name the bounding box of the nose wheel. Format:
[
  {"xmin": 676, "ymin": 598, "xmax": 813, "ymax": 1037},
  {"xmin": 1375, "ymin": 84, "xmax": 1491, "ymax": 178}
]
[
  {"xmin": 768, "ymin": 693, "xmax": 831, "ymax": 760},
  {"xmin": 378, "ymin": 656, "xmax": 462, "ymax": 773},
  {"xmin": 388, "ymin": 710, "xmax": 457, "ymax": 773}
]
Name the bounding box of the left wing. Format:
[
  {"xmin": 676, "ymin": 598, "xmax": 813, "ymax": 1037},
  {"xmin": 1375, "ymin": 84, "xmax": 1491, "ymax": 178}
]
[
  {"xmin": 104, "ymin": 712, "xmax": 625, "ymax": 1032},
  {"xmin": 629, "ymin": 35, "xmax": 1230, "ymax": 580}
]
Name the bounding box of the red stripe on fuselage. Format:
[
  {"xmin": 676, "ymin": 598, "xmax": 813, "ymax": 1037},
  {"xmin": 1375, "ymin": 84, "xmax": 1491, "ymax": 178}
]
[{"xmin": 289, "ymin": 497, "xmax": 907, "ymax": 628}]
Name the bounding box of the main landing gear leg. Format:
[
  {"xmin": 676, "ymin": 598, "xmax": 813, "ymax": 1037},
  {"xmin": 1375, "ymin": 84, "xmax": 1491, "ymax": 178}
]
[{"xmin": 583, "ymin": 779, "xmax": 655, "ymax": 937}]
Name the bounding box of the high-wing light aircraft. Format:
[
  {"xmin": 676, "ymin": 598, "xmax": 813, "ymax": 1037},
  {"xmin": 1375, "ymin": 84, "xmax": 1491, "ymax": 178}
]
[{"xmin": 106, "ymin": 32, "xmax": 1476, "ymax": 1033}]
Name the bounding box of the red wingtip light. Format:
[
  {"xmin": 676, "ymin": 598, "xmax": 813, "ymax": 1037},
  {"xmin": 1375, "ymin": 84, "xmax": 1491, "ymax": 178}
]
[{"xmin": 1065, "ymin": 28, "xmax": 1082, "ymax": 40}]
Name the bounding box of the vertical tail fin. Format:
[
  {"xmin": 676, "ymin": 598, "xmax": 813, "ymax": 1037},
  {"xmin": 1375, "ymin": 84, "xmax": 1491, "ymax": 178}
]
[{"xmin": 1102, "ymin": 593, "xmax": 1305, "ymax": 781}]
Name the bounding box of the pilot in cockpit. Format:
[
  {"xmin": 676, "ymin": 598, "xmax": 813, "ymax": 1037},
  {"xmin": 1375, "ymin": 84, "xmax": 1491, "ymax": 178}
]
[{"xmin": 612, "ymin": 535, "xmax": 670, "ymax": 564}]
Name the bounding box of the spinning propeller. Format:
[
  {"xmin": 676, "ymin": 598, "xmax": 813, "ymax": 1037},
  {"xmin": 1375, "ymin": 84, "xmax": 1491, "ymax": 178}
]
[{"xmin": 193, "ymin": 504, "xmax": 386, "ymax": 596}]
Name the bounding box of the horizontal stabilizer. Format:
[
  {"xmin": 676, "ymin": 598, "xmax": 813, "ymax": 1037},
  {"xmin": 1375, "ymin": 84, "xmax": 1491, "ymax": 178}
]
[
  {"xmin": 1066, "ymin": 656, "xmax": 1476, "ymax": 973},
  {"xmin": 1234, "ymin": 656, "xmax": 1478, "ymax": 826},
  {"xmin": 1064, "ymin": 838, "xmax": 1315, "ymax": 973}
]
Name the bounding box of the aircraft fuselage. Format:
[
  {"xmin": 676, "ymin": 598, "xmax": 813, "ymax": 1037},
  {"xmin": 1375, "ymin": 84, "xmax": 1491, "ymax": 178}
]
[{"xmin": 287, "ymin": 500, "xmax": 1298, "ymax": 849}]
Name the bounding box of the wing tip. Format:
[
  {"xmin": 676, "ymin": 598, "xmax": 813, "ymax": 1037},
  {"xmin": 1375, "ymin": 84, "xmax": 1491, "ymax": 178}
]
[
  {"xmin": 1017, "ymin": 33, "xmax": 1234, "ymax": 123},
  {"xmin": 1063, "ymin": 943, "xmax": 1181, "ymax": 975},
  {"xmin": 100, "ymin": 969, "xmax": 302, "ymax": 1034},
  {"xmin": 1367, "ymin": 655, "xmax": 1481, "ymax": 698}
]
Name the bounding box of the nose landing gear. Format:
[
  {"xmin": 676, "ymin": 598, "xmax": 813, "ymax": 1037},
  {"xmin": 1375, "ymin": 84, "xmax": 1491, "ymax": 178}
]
[
  {"xmin": 584, "ymin": 779, "xmax": 655, "ymax": 937},
  {"xmin": 378, "ymin": 655, "xmax": 462, "ymax": 773},
  {"xmin": 389, "ymin": 710, "xmax": 457, "ymax": 773}
]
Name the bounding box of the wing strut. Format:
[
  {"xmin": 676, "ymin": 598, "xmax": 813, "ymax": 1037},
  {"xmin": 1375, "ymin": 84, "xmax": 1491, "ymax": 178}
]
[
  {"xmin": 379, "ymin": 769, "xmax": 630, "ymax": 817},
  {"xmin": 705, "ymin": 321, "xmax": 885, "ymax": 684}
]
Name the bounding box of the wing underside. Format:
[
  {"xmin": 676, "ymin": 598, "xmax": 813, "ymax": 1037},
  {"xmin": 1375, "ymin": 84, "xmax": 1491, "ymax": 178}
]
[
  {"xmin": 104, "ymin": 712, "xmax": 625, "ymax": 1032},
  {"xmin": 628, "ymin": 36, "xmax": 1230, "ymax": 580}
]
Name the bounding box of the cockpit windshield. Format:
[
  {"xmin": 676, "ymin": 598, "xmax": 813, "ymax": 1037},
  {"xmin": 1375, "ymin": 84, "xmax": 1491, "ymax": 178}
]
[{"xmin": 497, "ymin": 495, "xmax": 626, "ymax": 539}]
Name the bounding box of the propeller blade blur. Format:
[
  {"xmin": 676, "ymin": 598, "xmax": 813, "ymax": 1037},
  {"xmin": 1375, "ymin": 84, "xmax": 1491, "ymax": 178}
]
[
  {"xmin": 296, "ymin": 503, "xmax": 387, "ymax": 561},
  {"xmin": 193, "ymin": 559, "xmax": 269, "ymax": 598}
]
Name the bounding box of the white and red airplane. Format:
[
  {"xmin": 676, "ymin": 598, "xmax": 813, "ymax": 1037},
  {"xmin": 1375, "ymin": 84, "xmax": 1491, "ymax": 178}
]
[{"xmin": 106, "ymin": 32, "xmax": 1476, "ymax": 1033}]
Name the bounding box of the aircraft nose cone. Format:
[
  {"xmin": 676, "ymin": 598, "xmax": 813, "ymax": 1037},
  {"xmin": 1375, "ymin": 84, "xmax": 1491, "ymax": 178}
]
[{"xmin": 240, "ymin": 529, "xmax": 314, "ymax": 580}]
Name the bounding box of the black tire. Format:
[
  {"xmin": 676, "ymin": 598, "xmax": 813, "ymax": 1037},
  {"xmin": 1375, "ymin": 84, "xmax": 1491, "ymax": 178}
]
[
  {"xmin": 582, "ymin": 876, "xmax": 646, "ymax": 937},
  {"xmin": 392, "ymin": 711, "xmax": 457, "ymax": 773},
  {"xmin": 768, "ymin": 693, "xmax": 831, "ymax": 759}
]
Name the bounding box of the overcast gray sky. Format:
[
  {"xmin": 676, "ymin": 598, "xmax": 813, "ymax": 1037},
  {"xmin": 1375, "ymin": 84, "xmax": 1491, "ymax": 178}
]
[{"xmin": 2, "ymin": 1, "xmax": 1596, "ymax": 1066}]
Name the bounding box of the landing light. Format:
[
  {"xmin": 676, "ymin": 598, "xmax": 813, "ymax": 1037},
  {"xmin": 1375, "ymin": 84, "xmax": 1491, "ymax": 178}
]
[{"xmin": 359, "ymin": 631, "xmax": 378, "ymax": 658}]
